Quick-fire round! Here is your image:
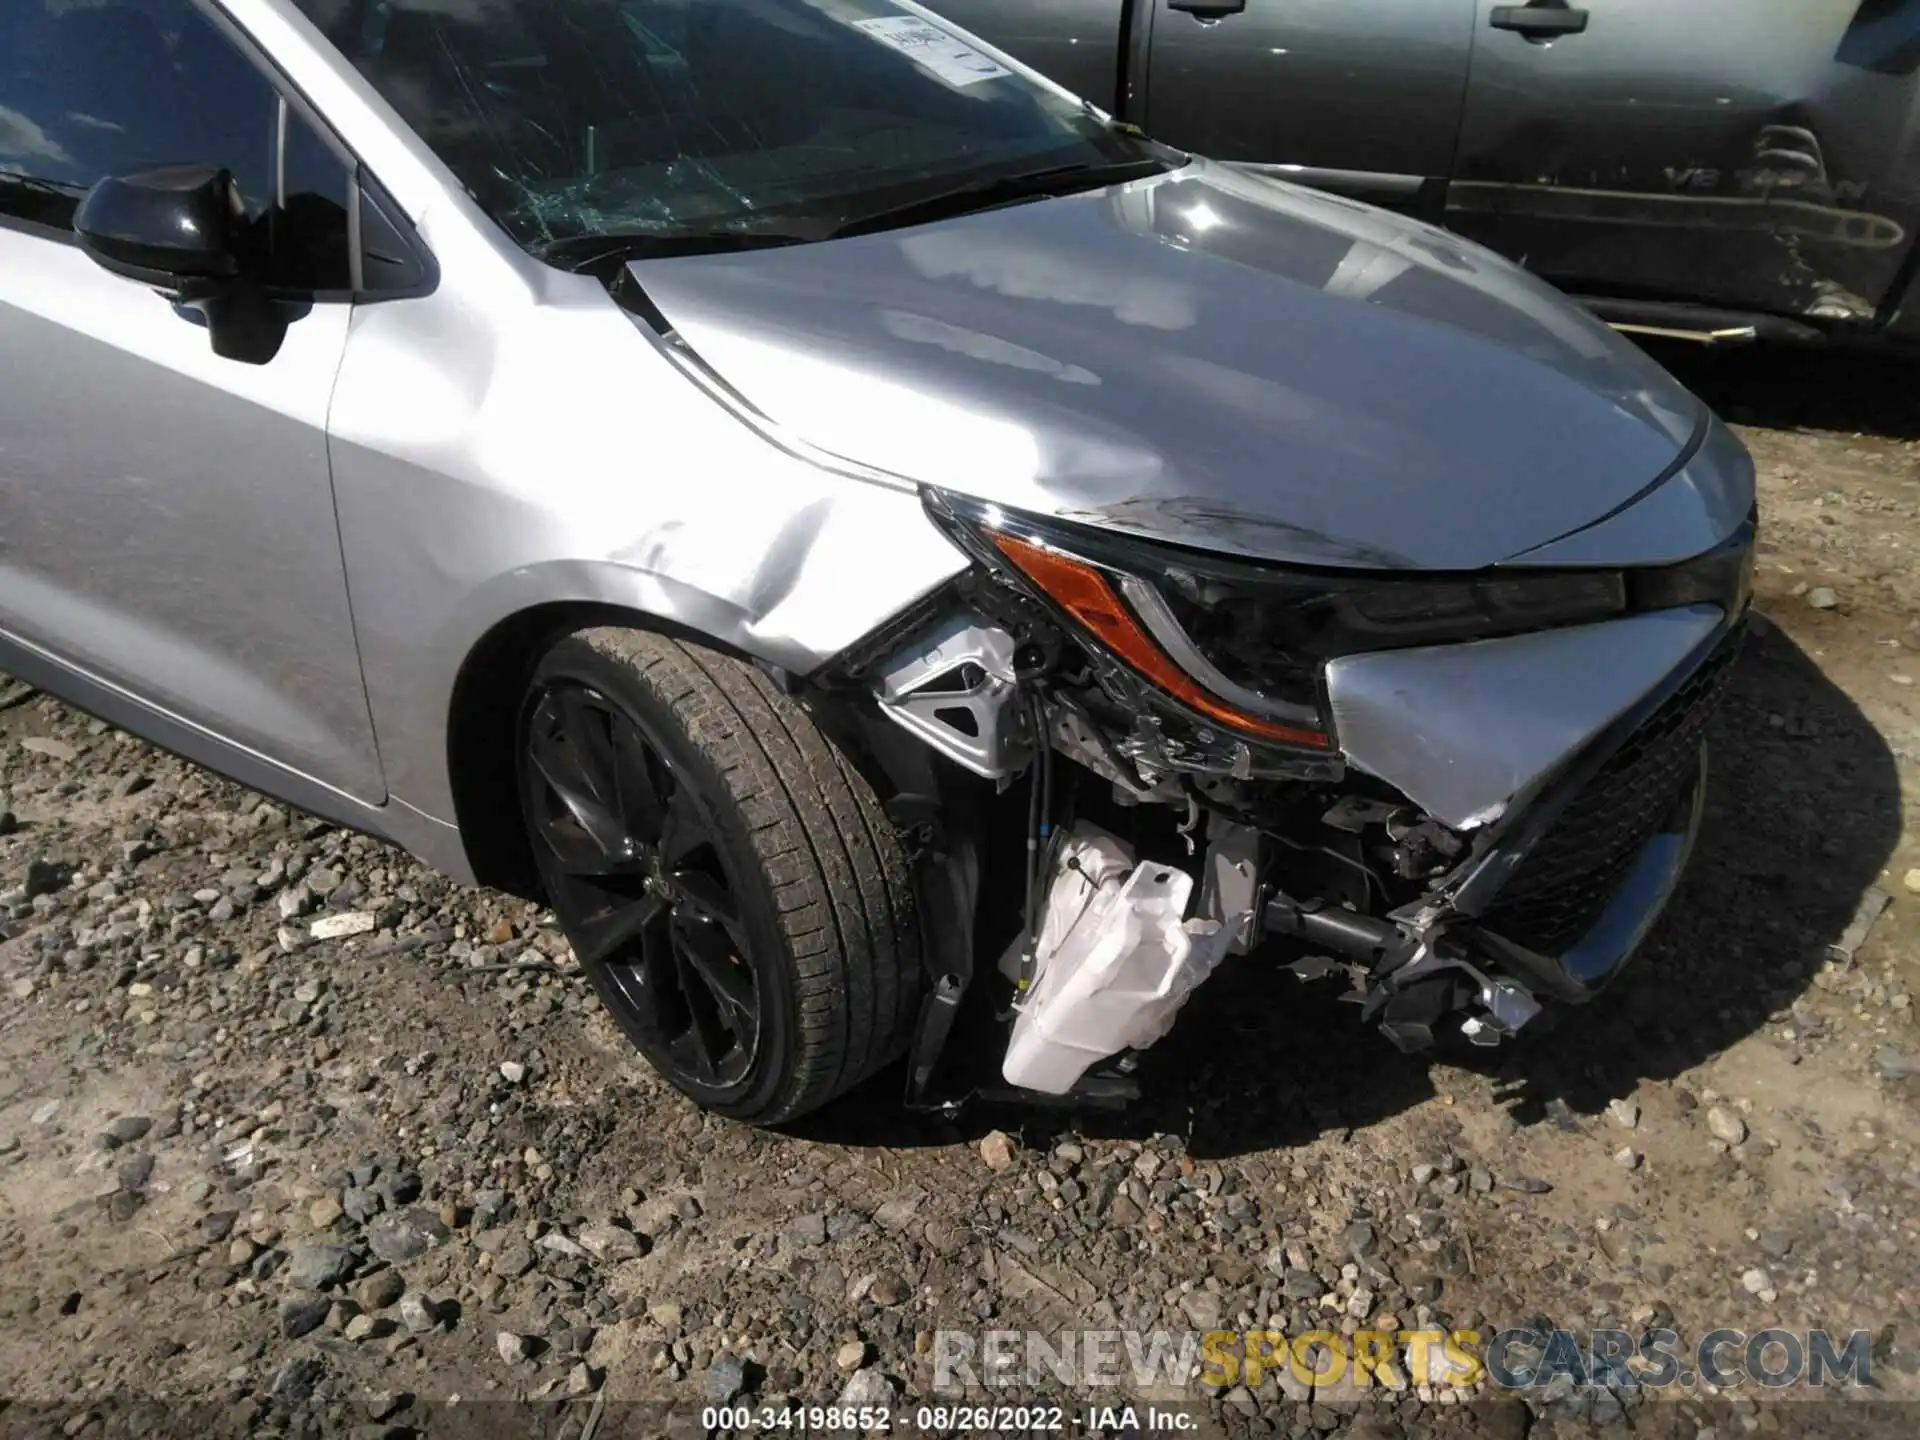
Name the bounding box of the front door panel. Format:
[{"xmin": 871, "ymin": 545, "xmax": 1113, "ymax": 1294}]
[
  {"xmin": 0, "ymin": 0, "xmax": 384, "ymax": 801},
  {"xmin": 0, "ymin": 235, "xmax": 384, "ymax": 801}
]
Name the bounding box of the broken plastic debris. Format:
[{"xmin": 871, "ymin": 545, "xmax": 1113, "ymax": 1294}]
[
  {"xmin": 310, "ymin": 911, "xmax": 377, "ymax": 941},
  {"xmin": 1825, "ymin": 885, "xmax": 1890, "ymax": 965}
]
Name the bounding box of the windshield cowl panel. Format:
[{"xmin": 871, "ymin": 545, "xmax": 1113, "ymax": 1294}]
[{"xmin": 294, "ymin": 0, "xmax": 1155, "ymax": 256}]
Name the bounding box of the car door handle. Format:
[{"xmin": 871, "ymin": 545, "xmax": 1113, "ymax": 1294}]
[
  {"xmin": 1168, "ymin": 0, "xmax": 1248, "ymax": 16},
  {"xmin": 1490, "ymin": 4, "xmax": 1589, "ymax": 37}
]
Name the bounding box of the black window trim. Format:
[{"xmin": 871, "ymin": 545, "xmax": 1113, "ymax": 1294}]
[
  {"xmin": 200, "ymin": 0, "xmax": 438, "ymax": 303},
  {"xmin": 0, "ymin": 0, "xmax": 436, "ymax": 303}
]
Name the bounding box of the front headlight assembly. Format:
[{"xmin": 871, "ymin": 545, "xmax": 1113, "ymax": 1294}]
[{"xmin": 925, "ymin": 490, "xmax": 1751, "ymax": 759}]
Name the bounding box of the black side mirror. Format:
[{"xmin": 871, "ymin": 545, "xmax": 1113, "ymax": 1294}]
[
  {"xmin": 75, "ymin": 165, "xmax": 290, "ymax": 365},
  {"xmin": 74, "ymin": 164, "xmax": 248, "ymax": 290}
]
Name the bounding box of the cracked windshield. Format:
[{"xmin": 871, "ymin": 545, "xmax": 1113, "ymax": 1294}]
[{"xmin": 295, "ymin": 0, "xmax": 1159, "ymax": 256}]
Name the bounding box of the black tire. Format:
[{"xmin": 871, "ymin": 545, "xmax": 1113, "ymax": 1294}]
[{"xmin": 515, "ymin": 626, "xmax": 923, "ymax": 1123}]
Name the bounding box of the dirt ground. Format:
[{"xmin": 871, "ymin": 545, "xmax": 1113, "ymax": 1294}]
[{"xmin": 0, "ymin": 341, "xmax": 1916, "ymax": 1440}]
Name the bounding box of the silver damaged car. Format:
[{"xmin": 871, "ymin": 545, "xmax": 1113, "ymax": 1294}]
[{"xmin": 0, "ymin": 0, "xmax": 1754, "ymax": 1121}]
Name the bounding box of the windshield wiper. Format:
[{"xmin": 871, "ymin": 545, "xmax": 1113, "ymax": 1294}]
[
  {"xmin": 825, "ymin": 157, "xmax": 1172, "ymax": 239},
  {"xmin": 535, "ymin": 223, "xmax": 829, "ymax": 275},
  {"xmin": 533, "ymin": 155, "xmax": 1173, "ymax": 272},
  {"xmin": 0, "ymin": 173, "xmax": 88, "ymax": 226},
  {"xmin": 0, "ymin": 175, "xmax": 87, "ymax": 196}
]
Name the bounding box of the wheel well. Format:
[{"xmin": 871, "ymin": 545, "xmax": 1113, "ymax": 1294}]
[{"xmin": 445, "ymin": 602, "xmax": 762, "ymax": 898}]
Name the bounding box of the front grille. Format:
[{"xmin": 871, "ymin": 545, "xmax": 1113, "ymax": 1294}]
[{"xmin": 1480, "ymin": 626, "xmax": 1742, "ymax": 955}]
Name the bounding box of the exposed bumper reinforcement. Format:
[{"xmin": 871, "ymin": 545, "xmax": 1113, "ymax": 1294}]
[{"xmin": 1257, "ymin": 744, "xmax": 1709, "ymax": 1049}]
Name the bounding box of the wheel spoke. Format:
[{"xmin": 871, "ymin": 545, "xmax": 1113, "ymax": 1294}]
[
  {"xmin": 527, "ymin": 690, "xmax": 635, "ymax": 871},
  {"xmin": 552, "ymin": 689, "xmax": 631, "ymax": 850},
  {"xmin": 665, "ymin": 1026, "xmax": 720, "ymax": 1085},
  {"xmin": 675, "ymin": 916, "xmax": 757, "ymax": 1025},
  {"xmin": 610, "ymin": 722, "xmax": 670, "ymax": 848},
  {"xmin": 620, "ymin": 902, "xmax": 691, "ymax": 1035},
  {"xmin": 672, "ymin": 869, "xmax": 743, "ymax": 939},
  {"xmin": 657, "ymin": 790, "xmax": 711, "ymax": 868},
  {"xmin": 526, "ymin": 693, "xmax": 598, "ymax": 805},
  {"xmin": 554, "ymin": 687, "xmax": 620, "ymax": 799},
  {"xmin": 569, "ymin": 893, "xmax": 666, "ymax": 966},
  {"xmin": 670, "ymin": 926, "xmax": 748, "ymax": 1079}
]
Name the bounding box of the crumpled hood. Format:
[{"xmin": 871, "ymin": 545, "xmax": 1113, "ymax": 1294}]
[{"xmin": 628, "ymin": 160, "xmax": 1707, "ymax": 569}]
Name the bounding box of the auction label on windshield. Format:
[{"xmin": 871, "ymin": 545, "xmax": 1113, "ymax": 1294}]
[{"xmin": 855, "ymin": 15, "xmax": 1010, "ymax": 87}]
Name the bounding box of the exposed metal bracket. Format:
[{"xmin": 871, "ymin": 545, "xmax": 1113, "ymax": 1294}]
[
  {"xmin": 1199, "ymin": 815, "xmax": 1261, "ymax": 955},
  {"xmin": 873, "ymin": 616, "xmax": 1032, "ymax": 778}
]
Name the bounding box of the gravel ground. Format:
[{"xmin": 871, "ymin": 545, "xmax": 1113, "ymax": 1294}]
[{"xmin": 1, "ymin": 344, "xmax": 1917, "ymax": 1440}]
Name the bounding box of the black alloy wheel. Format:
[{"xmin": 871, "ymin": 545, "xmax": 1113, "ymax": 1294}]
[
  {"xmin": 521, "ymin": 680, "xmax": 760, "ymax": 1093},
  {"xmin": 514, "ymin": 627, "xmax": 923, "ymax": 1123}
]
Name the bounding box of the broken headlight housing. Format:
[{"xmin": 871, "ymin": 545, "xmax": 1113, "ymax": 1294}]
[
  {"xmin": 1141, "ymin": 566, "xmax": 1627, "ymax": 698},
  {"xmin": 925, "ymin": 491, "xmax": 1751, "ymax": 756}
]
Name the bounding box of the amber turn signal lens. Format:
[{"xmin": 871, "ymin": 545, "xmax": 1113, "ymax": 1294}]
[{"xmin": 990, "ymin": 533, "xmax": 1332, "ymax": 751}]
